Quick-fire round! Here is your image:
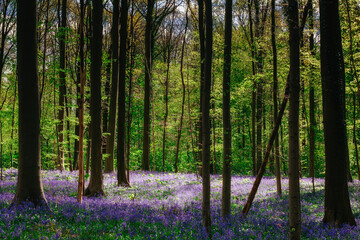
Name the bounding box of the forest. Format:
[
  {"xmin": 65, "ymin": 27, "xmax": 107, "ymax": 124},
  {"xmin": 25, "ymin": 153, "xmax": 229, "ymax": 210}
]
[{"xmin": 1, "ymin": 0, "xmax": 360, "ymax": 239}]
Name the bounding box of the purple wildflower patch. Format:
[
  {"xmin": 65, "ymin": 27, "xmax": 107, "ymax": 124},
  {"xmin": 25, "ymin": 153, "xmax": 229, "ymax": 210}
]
[{"xmin": 0, "ymin": 169, "xmax": 359, "ymax": 239}]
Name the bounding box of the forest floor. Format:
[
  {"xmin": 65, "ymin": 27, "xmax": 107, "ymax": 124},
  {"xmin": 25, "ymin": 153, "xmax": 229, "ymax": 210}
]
[{"xmin": 0, "ymin": 169, "xmax": 359, "ymax": 239}]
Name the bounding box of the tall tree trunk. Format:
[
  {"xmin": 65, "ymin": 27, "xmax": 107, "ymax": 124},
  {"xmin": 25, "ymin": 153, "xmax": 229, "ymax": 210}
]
[
  {"xmin": 174, "ymin": 8, "xmax": 189, "ymax": 173},
  {"xmin": 40, "ymin": 0, "xmax": 50, "ymax": 102},
  {"xmin": 65, "ymin": 95, "xmax": 72, "ymax": 171},
  {"xmin": 142, "ymin": 0, "xmax": 155, "ymax": 171},
  {"xmin": 12, "ymin": 0, "xmax": 48, "ymax": 207},
  {"xmin": 198, "ymin": 0, "xmax": 205, "ymax": 172},
  {"xmin": 202, "ymin": 0, "xmax": 213, "ymax": 234},
  {"xmin": 271, "ymin": 0, "xmax": 281, "ymax": 196},
  {"xmin": 162, "ymin": 35, "xmax": 172, "ymax": 172},
  {"xmin": 85, "ymin": 0, "xmax": 104, "ymax": 197},
  {"xmin": 117, "ymin": 0, "xmax": 130, "ymax": 186},
  {"xmin": 10, "ymin": 85, "xmax": 16, "ymax": 169},
  {"xmin": 308, "ymin": 0, "xmax": 315, "ymax": 185},
  {"xmin": 103, "ymin": 48, "xmax": 111, "ymax": 136},
  {"xmin": 105, "ymin": 0, "xmax": 120, "ymax": 173},
  {"xmin": 77, "ymin": 0, "xmax": 86, "ymax": 203},
  {"xmin": 320, "ymin": 0, "xmax": 356, "ymax": 227},
  {"xmin": 56, "ymin": 0, "xmax": 67, "ymax": 172},
  {"xmin": 221, "ymin": 0, "xmax": 232, "ymax": 218},
  {"xmin": 248, "ymin": 0, "xmax": 256, "ymax": 176},
  {"xmin": 126, "ymin": 0, "xmax": 136, "ymax": 181},
  {"xmin": 288, "ymin": 0, "xmax": 301, "ymax": 238}
]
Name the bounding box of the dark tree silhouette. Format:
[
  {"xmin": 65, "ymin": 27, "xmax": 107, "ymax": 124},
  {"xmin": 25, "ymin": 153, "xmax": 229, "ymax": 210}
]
[
  {"xmin": 142, "ymin": 0, "xmax": 155, "ymax": 171},
  {"xmin": 85, "ymin": 0, "xmax": 104, "ymax": 197},
  {"xmin": 287, "ymin": 0, "xmax": 301, "ymax": 238},
  {"xmin": 221, "ymin": 0, "xmax": 232, "ymax": 218},
  {"xmin": 56, "ymin": 0, "xmax": 67, "ymax": 171},
  {"xmin": 202, "ymin": 0, "xmax": 213, "ymax": 234},
  {"xmin": 117, "ymin": 0, "xmax": 130, "ymax": 186},
  {"xmin": 271, "ymin": 0, "xmax": 282, "ymax": 197},
  {"xmin": 320, "ymin": 0, "xmax": 356, "ymax": 227},
  {"xmin": 105, "ymin": 0, "xmax": 119, "ymax": 173},
  {"xmin": 12, "ymin": 0, "xmax": 47, "ymax": 207}
]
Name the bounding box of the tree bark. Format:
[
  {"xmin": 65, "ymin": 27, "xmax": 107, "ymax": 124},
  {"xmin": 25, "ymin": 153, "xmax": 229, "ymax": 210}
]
[
  {"xmin": 198, "ymin": 0, "xmax": 205, "ymax": 172},
  {"xmin": 248, "ymin": 0, "xmax": 256, "ymax": 176},
  {"xmin": 320, "ymin": 0, "xmax": 356, "ymax": 227},
  {"xmin": 117, "ymin": 0, "xmax": 130, "ymax": 186},
  {"xmin": 85, "ymin": 0, "xmax": 104, "ymax": 197},
  {"xmin": 56, "ymin": 0, "xmax": 67, "ymax": 172},
  {"xmin": 142, "ymin": 0, "xmax": 155, "ymax": 171},
  {"xmin": 271, "ymin": 0, "xmax": 281, "ymax": 196},
  {"xmin": 202, "ymin": 0, "xmax": 213, "ymax": 234},
  {"xmin": 174, "ymin": 8, "xmax": 189, "ymax": 173},
  {"xmin": 77, "ymin": 0, "xmax": 86, "ymax": 203},
  {"xmin": 105, "ymin": 0, "xmax": 120, "ymax": 173},
  {"xmin": 10, "ymin": 85, "xmax": 16, "ymax": 169},
  {"xmin": 308, "ymin": 0, "xmax": 315, "ymax": 186},
  {"xmin": 288, "ymin": 0, "xmax": 301, "ymax": 238},
  {"xmin": 221, "ymin": 0, "xmax": 232, "ymax": 218},
  {"xmin": 12, "ymin": 0, "xmax": 48, "ymax": 207},
  {"xmin": 320, "ymin": 0, "xmax": 356, "ymax": 226}
]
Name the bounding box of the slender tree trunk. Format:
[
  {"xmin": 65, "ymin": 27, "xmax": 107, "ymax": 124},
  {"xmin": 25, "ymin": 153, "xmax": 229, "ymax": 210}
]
[
  {"xmin": 271, "ymin": 0, "xmax": 281, "ymax": 196},
  {"xmin": 77, "ymin": 0, "xmax": 86, "ymax": 203},
  {"xmin": 202, "ymin": 0, "xmax": 213, "ymax": 234},
  {"xmin": 187, "ymin": 55, "xmax": 197, "ymax": 171},
  {"xmin": 174, "ymin": 8, "xmax": 189, "ymax": 173},
  {"xmin": 85, "ymin": 0, "xmax": 104, "ymax": 197},
  {"xmin": 162, "ymin": 41, "xmax": 171, "ymax": 172},
  {"xmin": 320, "ymin": 0, "xmax": 356, "ymax": 227},
  {"xmin": 248, "ymin": 0, "xmax": 256, "ymax": 176},
  {"xmin": 86, "ymin": 130, "xmax": 91, "ymax": 175},
  {"xmin": 12, "ymin": 0, "xmax": 48, "ymax": 207},
  {"xmin": 242, "ymin": 81, "xmax": 289, "ymax": 218},
  {"xmin": 198, "ymin": 0, "xmax": 205, "ymax": 172},
  {"xmin": 56, "ymin": 0, "xmax": 67, "ymax": 172},
  {"xmin": 142, "ymin": 0, "xmax": 154, "ymax": 171},
  {"xmin": 288, "ymin": 0, "xmax": 301, "ymax": 238},
  {"xmin": 65, "ymin": 95, "xmax": 72, "ymax": 171},
  {"xmin": 117, "ymin": 0, "xmax": 130, "ymax": 186},
  {"xmin": 221, "ymin": 0, "xmax": 232, "ymax": 217},
  {"xmin": 308, "ymin": 0, "xmax": 315, "ymax": 190},
  {"xmin": 10, "ymin": 85, "xmax": 16, "ymax": 169},
  {"xmin": 104, "ymin": 0, "xmax": 120, "ymax": 173},
  {"xmin": 126, "ymin": 0, "xmax": 136, "ymax": 181},
  {"xmin": 40, "ymin": 0, "xmax": 50, "ymax": 102},
  {"xmin": 103, "ymin": 48, "xmax": 111, "ymax": 136}
]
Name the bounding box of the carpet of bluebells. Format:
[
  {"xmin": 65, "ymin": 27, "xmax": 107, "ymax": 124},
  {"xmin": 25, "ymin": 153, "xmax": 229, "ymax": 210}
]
[{"xmin": 0, "ymin": 169, "xmax": 360, "ymax": 239}]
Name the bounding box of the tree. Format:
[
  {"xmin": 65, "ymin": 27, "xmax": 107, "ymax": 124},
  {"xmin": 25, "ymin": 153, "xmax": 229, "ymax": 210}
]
[
  {"xmin": 117, "ymin": 0, "xmax": 130, "ymax": 186},
  {"xmin": 56, "ymin": 0, "xmax": 67, "ymax": 172},
  {"xmin": 174, "ymin": 7, "xmax": 189, "ymax": 173},
  {"xmin": 142, "ymin": 0, "xmax": 155, "ymax": 171},
  {"xmin": 287, "ymin": 0, "xmax": 301, "ymax": 238},
  {"xmin": 202, "ymin": 0, "xmax": 213, "ymax": 234},
  {"xmin": 12, "ymin": 0, "xmax": 47, "ymax": 207},
  {"xmin": 77, "ymin": 0, "xmax": 86, "ymax": 204},
  {"xmin": 308, "ymin": 0, "xmax": 315, "ymax": 188},
  {"xmin": 85, "ymin": 0, "xmax": 104, "ymax": 197},
  {"xmin": 320, "ymin": 0, "xmax": 356, "ymax": 227},
  {"xmin": 271, "ymin": 0, "xmax": 281, "ymax": 197},
  {"xmin": 198, "ymin": 0, "xmax": 205, "ymax": 174},
  {"xmin": 104, "ymin": 0, "xmax": 120, "ymax": 173},
  {"xmin": 221, "ymin": 0, "xmax": 232, "ymax": 218}
]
